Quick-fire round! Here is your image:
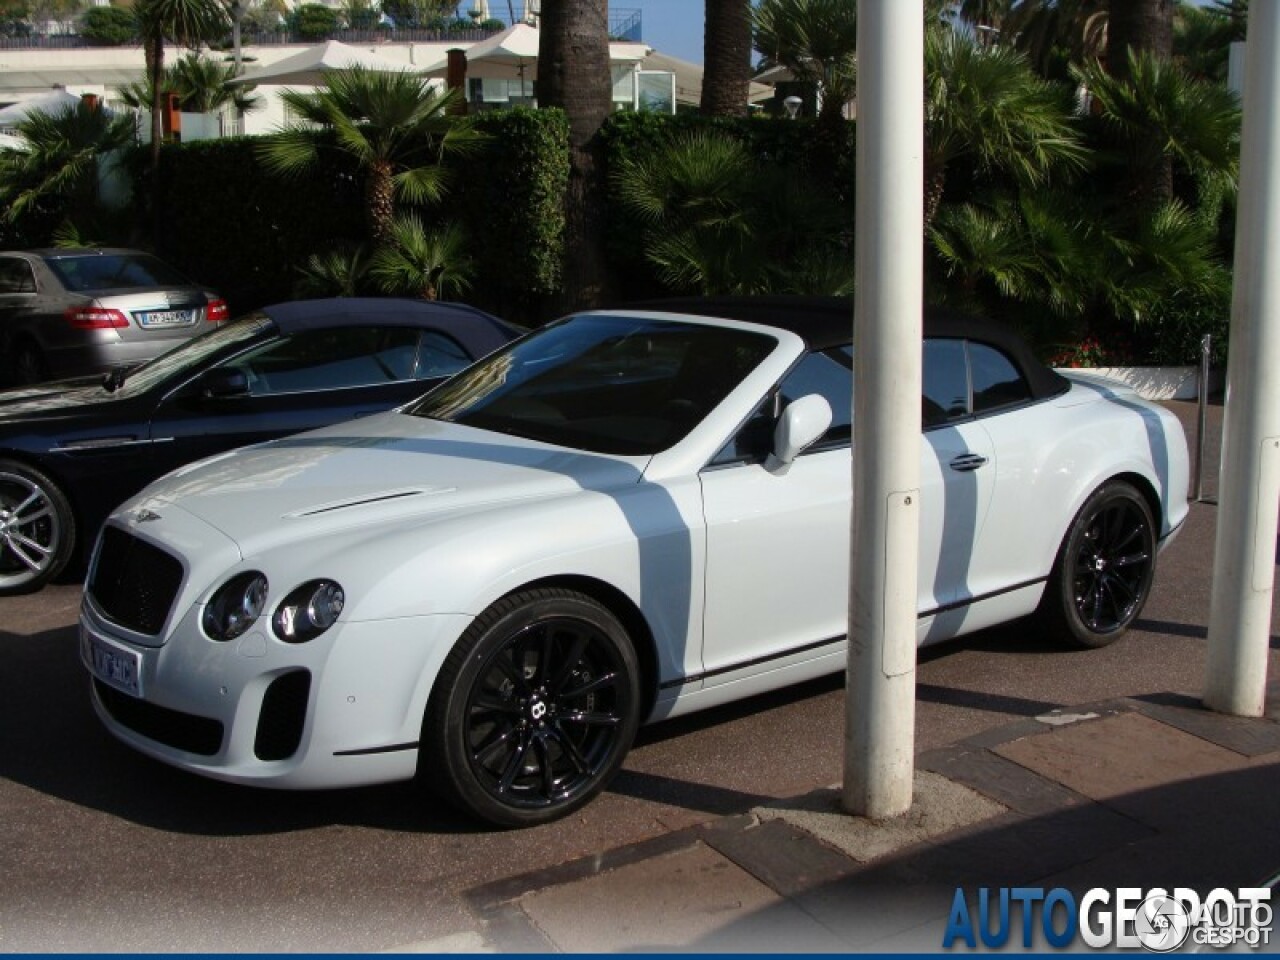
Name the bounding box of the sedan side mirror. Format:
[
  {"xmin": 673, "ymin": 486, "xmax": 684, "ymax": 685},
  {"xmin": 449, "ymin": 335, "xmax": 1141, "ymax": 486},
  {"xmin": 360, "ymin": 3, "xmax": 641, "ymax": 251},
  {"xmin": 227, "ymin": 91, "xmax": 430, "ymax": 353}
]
[
  {"xmin": 201, "ymin": 367, "xmax": 250, "ymax": 399},
  {"xmin": 767, "ymin": 393, "xmax": 833, "ymax": 472}
]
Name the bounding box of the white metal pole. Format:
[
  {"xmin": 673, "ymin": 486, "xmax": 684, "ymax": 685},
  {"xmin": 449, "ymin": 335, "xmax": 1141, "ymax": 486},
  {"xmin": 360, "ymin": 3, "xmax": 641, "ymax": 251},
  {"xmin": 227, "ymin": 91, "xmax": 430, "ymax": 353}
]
[
  {"xmin": 844, "ymin": 0, "xmax": 924, "ymax": 819},
  {"xmin": 1205, "ymin": 0, "xmax": 1280, "ymax": 718}
]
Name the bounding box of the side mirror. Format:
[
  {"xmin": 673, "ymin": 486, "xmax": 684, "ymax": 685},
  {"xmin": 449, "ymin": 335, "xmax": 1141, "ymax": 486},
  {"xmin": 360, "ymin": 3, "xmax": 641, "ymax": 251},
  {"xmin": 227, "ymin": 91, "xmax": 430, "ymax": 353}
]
[
  {"xmin": 768, "ymin": 394, "xmax": 833, "ymax": 471},
  {"xmin": 201, "ymin": 367, "xmax": 249, "ymax": 399}
]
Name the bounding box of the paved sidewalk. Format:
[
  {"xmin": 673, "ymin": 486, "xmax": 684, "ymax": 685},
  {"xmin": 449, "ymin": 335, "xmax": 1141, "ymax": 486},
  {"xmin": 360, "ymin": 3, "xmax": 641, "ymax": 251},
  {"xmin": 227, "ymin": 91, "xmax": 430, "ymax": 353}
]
[{"xmin": 446, "ymin": 683, "xmax": 1280, "ymax": 953}]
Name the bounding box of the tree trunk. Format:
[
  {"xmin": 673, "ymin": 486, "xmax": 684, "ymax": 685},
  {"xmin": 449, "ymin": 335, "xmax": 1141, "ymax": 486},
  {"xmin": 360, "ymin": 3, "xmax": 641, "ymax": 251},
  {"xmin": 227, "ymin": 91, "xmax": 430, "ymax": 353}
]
[
  {"xmin": 1108, "ymin": 0, "xmax": 1174, "ymax": 204},
  {"xmin": 146, "ymin": 34, "xmax": 164, "ymax": 175},
  {"xmin": 538, "ymin": 0, "xmax": 612, "ymax": 310},
  {"xmin": 1107, "ymin": 0, "xmax": 1173, "ymax": 79},
  {"xmin": 701, "ymin": 0, "xmax": 752, "ymax": 117},
  {"xmin": 368, "ymin": 160, "xmax": 396, "ymax": 247}
]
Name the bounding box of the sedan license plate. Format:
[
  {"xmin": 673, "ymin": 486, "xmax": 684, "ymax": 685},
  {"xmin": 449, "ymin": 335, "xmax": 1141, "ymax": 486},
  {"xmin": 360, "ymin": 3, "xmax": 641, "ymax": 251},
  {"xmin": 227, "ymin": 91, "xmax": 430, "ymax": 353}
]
[
  {"xmin": 81, "ymin": 626, "xmax": 143, "ymax": 698},
  {"xmin": 136, "ymin": 308, "xmax": 196, "ymax": 328}
]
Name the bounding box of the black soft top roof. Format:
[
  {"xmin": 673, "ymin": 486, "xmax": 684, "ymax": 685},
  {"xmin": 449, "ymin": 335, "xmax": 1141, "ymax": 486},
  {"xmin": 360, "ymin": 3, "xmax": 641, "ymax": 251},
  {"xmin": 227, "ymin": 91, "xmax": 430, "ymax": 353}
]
[
  {"xmin": 622, "ymin": 295, "xmax": 1069, "ymax": 402},
  {"xmin": 261, "ymin": 297, "xmax": 517, "ymax": 356}
]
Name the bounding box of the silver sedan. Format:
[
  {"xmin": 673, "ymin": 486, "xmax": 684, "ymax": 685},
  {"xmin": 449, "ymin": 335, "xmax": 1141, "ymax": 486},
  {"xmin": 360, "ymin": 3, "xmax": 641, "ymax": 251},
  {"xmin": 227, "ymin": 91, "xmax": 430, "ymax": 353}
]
[{"xmin": 0, "ymin": 248, "xmax": 226, "ymax": 385}]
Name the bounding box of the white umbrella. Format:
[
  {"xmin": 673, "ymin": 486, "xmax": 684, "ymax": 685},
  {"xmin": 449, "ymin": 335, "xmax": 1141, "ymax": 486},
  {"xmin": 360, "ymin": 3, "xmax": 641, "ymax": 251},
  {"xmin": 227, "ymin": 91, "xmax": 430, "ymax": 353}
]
[
  {"xmin": 225, "ymin": 40, "xmax": 425, "ymax": 87},
  {"xmin": 424, "ymin": 23, "xmax": 649, "ymax": 83},
  {"xmin": 0, "ymin": 88, "xmax": 83, "ymax": 126},
  {"xmin": 459, "ymin": 22, "xmax": 541, "ymax": 82}
]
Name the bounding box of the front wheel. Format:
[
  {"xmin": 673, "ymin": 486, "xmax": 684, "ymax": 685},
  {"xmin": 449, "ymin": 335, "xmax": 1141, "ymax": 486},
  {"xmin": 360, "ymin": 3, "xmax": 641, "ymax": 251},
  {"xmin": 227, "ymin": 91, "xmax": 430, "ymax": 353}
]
[
  {"xmin": 422, "ymin": 588, "xmax": 642, "ymax": 827},
  {"xmin": 1040, "ymin": 480, "xmax": 1156, "ymax": 648},
  {"xmin": 0, "ymin": 459, "xmax": 76, "ymax": 595}
]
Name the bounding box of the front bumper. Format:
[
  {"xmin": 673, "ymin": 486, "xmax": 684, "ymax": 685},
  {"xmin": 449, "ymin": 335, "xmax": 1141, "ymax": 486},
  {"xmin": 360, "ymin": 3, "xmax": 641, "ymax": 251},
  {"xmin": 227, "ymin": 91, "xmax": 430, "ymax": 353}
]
[{"xmin": 83, "ymin": 603, "xmax": 471, "ymax": 789}]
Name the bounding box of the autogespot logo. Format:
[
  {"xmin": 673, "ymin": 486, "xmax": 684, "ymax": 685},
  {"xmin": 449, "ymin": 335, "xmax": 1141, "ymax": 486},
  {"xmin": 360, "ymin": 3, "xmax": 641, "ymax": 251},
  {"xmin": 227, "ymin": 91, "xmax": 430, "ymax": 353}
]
[{"xmin": 942, "ymin": 886, "xmax": 1273, "ymax": 951}]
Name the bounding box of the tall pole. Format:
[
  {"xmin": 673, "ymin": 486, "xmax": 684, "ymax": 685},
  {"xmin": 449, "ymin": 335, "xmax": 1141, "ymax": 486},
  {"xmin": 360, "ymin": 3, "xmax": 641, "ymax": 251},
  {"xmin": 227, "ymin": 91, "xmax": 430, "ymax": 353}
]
[
  {"xmin": 1205, "ymin": 0, "xmax": 1280, "ymax": 717},
  {"xmin": 844, "ymin": 0, "xmax": 924, "ymax": 819}
]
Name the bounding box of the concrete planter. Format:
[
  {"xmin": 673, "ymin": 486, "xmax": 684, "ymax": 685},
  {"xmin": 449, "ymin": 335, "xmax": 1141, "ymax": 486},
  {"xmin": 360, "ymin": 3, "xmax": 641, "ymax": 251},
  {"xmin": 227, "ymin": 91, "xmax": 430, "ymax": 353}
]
[{"xmin": 1054, "ymin": 365, "xmax": 1223, "ymax": 401}]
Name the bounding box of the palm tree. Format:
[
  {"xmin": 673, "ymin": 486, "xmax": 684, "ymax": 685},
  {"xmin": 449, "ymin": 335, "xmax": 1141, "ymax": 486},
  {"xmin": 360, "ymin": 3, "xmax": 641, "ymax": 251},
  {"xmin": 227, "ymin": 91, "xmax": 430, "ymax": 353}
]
[
  {"xmin": 0, "ymin": 100, "xmax": 136, "ymax": 239},
  {"xmin": 925, "ymin": 27, "xmax": 1088, "ymax": 228},
  {"xmin": 1004, "ymin": 0, "xmax": 1108, "ymax": 80},
  {"xmin": 370, "ymin": 214, "xmax": 474, "ymax": 300},
  {"xmin": 169, "ymin": 52, "xmax": 261, "ymax": 114},
  {"xmin": 134, "ymin": 0, "xmax": 230, "ymax": 172},
  {"xmin": 294, "ymin": 244, "xmax": 371, "ymax": 297},
  {"xmin": 752, "ymin": 0, "xmax": 857, "ymax": 125},
  {"xmin": 1073, "ymin": 49, "xmax": 1240, "ymax": 210},
  {"xmin": 702, "ymin": 0, "xmax": 752, "ymax": 117},
  {"xmin": 614, "ymin": 130, "xmax": 761, "ymax": 294},
  {"xmin": 612, "ymin": 129, "xmax": 852, "ymax": 296},
  {"xmin": 538, "ymin": 0, "xmax": 612, "ymax": 309},
  {"xmin": 119, "ymin": 53, "xmax": 260, "ymax": 117},
  {"xmin": 258, "ymin": 66, "xmax": 478, "ymax": 246}
]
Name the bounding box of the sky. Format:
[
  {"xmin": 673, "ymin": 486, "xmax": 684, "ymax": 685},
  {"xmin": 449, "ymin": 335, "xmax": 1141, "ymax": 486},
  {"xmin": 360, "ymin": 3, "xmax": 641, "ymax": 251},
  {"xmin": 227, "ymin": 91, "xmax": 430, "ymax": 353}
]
[{"xmin": 629, "ymin": 0, "xmax": 706, "ymax": 64}]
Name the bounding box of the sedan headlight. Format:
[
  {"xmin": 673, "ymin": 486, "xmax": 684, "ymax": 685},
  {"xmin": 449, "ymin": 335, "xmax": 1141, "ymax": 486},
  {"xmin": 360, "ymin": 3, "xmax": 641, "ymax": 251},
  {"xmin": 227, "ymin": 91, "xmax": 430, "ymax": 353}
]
[
  {"xmin": 203, "ymin": 572, "xmax": 269, "ymax": 642},
  {"xmin": 273, "ymin": 580, "xmax": 345, "ymax": 644}
]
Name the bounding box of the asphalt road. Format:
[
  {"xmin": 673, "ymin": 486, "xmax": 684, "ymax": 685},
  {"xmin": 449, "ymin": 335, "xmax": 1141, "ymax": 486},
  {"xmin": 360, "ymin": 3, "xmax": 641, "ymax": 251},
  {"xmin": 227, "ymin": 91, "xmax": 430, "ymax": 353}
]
[{"xmin": 1, "ymin": 399, "xmax": 1275, "ymax": 952}]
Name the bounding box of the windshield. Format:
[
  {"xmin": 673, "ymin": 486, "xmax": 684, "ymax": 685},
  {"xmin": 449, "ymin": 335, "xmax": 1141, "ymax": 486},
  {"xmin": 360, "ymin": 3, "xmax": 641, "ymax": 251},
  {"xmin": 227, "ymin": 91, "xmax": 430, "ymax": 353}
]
[
  {"xmin": 46, "ymin": 253, "xmax": 193, "ymax": 292},
  {"xmin": 406, "ymin": 314, "xmax": 777, "ymax": 456},
  {"xmin": 112, "ymin": 313, "xmax": 274, "ymax": 396}
]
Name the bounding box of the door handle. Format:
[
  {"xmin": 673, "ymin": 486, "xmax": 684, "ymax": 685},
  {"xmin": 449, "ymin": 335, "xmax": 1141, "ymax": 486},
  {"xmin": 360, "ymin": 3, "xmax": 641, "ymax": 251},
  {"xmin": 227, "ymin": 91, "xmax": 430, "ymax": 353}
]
[{"xmin": 949, "ymin": 452, "xmax": 988, "ymax": 472}]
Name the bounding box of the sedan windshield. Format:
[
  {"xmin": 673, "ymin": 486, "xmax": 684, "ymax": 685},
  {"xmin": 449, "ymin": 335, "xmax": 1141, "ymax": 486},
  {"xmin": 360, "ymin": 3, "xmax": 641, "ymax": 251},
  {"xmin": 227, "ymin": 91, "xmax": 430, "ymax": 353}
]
[
  {"xmin": 110, "ymin": 313, "xmax": 274, "ymax": 396},
  {"xmin": 407, "ymin": 314, "xmax": 777, "ymax": 456}
]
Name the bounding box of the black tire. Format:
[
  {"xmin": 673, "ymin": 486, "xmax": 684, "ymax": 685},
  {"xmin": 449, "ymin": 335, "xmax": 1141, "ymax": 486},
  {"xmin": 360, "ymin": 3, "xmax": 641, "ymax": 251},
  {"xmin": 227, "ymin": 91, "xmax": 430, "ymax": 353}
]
[
  {"xmin": 1040, "ymin": 480, "xmax": 1156, "ymax": 648},
  {"xmin": 13, "ymin": 341, "xmax": 49, "ymax": 385},
  {"xmin": 422, "ymin": 587, "xmax": 642, "ymax": 827},
  {"xmin": 0, "ymin": 458, "xmax": 76, "ymax": 595}
]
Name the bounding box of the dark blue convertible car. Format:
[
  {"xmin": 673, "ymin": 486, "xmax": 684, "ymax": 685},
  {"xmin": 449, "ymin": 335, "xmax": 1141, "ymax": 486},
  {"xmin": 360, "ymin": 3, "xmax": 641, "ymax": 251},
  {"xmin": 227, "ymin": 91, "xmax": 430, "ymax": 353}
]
[{"xmin": 0, "ymin": 297, "xmax": 517, "ymax": 594}]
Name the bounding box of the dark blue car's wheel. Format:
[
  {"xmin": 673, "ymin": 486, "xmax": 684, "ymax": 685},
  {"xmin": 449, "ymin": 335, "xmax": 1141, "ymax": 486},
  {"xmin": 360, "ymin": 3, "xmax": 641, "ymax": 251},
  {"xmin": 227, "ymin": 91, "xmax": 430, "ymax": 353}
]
[
  {"xmin": 423, "ymin": 587, "xmax": 641, "ymax": 827},
  {"xmin": 1041, "ymin": 480, "xmax": 1156, "ymax": 648},
  {"xmin": 0, "ymin": 459, "xmax": 75, "ymax": 595}
]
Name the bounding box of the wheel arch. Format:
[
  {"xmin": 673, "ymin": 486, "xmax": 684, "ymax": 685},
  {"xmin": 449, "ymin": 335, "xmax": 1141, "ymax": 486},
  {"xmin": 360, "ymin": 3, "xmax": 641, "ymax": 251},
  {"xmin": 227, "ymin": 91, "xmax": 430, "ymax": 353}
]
[{"xmin": 1109, "ymin": 470, "xmax": 1164, "ymax": 533}]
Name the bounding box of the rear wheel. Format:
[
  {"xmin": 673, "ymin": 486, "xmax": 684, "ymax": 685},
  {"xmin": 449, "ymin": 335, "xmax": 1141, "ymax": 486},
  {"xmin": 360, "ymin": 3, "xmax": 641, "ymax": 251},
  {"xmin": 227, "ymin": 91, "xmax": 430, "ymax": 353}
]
[
  {"xmin": 0, "ymin": 459, "xmax": 75, "ymax": 595},
  {"xmin": 422, "ymin": 588, "xmax": 641, "ymax": 827},
  {"xmin": 13, "ymin": 341, "xmax": 49, "ymax": 385},
  {"xmin": 1040, "ymin": 480, "xmax": 1156, "ymax": 648}
]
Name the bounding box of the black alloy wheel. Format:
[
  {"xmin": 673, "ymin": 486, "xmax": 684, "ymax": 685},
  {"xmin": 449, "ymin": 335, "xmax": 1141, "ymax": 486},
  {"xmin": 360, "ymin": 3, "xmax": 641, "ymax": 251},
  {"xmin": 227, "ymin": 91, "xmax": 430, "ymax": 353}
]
[
  {"xmin": 1041, "ymin": 480, "xmax": 1156, "ymax": 648},
  {"xmin": 0, "ymin": 459, "xmax": 76, "ymax": 595},
  {"xmin": 423, "ymin": 588, "xmax": 641, "ymax": 827}
]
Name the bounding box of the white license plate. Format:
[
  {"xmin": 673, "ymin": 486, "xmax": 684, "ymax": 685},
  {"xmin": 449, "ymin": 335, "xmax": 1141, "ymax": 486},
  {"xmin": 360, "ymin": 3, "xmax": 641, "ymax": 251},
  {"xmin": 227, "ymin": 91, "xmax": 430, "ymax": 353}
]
[
  {"xmin": 81, "ymin": 626, "xmax": 143, "ymax": 698},
  {"xmin": 137, "ymin": 309, "xmax": 195, "ymax": 328}
]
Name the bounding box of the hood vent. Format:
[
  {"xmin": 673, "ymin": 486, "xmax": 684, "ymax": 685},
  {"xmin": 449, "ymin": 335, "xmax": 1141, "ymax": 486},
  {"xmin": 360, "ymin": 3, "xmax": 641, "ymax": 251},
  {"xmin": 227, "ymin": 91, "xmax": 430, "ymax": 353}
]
[{"xmin": 288, "ymin": 487, "xmax": 453, "ymax": 518}]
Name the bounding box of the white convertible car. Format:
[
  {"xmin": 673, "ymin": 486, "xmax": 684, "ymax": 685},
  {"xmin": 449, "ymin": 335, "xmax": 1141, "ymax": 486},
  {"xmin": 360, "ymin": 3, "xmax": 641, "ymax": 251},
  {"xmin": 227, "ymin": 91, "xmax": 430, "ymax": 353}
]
[{"xmin": 80, "ymin": 298, "xmax": 1189, "ymax": 826}]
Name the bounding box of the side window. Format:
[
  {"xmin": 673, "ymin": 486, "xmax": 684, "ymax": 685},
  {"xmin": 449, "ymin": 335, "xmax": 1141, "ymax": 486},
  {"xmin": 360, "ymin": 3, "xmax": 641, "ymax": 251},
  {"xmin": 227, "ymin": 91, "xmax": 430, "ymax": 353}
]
[
  {"xmin": 415, "ymin": 330, "xmax": 473, "ymax": 379},
  {"xmin": 970, "ymin": 342, "xmax": 1031, "ymax": 414},
  {"xmin": 227, "ymin": 327, "xmax": 420, "ymax": 395},
  {"xmin": 0, "ymin": 258, "xmax": 36, "ymax": 294},
  {"xmin": 923, "ymin": 338, "xmax": 969, "ymax": 427},
  {"xmin": 711, "ymin": 346, "xmax": 853, "ymax": 465},
  {"xmin": 778, "ymin": 346, "xmax": 853, "ymax": 450}
]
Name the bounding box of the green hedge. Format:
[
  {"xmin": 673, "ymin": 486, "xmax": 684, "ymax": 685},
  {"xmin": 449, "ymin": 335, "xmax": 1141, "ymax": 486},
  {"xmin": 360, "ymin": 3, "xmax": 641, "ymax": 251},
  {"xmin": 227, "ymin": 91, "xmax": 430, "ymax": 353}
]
[
  {"xmin": 150, "ymin": 135, "xmax": 365, "ymax": 311},
  {"xmin": 144, "ymin": 108, "xmax": 569, "ymax": 323},
  {"xmin": 445, "ymin": 107, "xmax": 569, "ymax": 323}
]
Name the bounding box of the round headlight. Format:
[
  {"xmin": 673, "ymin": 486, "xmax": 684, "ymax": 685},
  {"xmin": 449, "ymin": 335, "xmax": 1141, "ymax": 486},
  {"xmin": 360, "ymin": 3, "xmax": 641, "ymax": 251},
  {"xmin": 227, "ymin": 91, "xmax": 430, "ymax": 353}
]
[
  {"xmin": 203, "ymin": 571, "xmax": 269, "ymax": 642},
  {"xmin": 273, "ymin": 579, "xmax": 345, "ymax": 643}
]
